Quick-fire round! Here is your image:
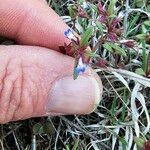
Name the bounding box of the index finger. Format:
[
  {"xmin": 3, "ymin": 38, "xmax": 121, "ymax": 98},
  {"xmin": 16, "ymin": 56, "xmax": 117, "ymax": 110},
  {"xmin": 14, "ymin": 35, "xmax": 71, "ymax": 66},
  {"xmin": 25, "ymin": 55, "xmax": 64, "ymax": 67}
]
[{"xmin": 0, "ymin": 0, "xmax": 70, "ymax": 50}]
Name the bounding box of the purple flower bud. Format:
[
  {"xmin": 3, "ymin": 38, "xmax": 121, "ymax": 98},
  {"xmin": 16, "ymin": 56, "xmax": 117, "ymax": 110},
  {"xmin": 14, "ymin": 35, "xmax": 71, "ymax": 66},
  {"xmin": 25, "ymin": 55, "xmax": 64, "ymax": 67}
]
[
  {"xmin": 97, "ymin": 2, "xmax": 108, "ymax": 16},
  {"xmin": 108, "ymin": 32, "xmax": 118, "ymax": 42},
  {"xmin": 77, "ymin": 7, "xmax": 88, "ymax": 18},
  {"xmin": 75, "ymin": 57, "xmax": 87, "ymax": 75},
  {"xmin": 98, "ymin": 16, "xmax": 107, "ymax": 24}
]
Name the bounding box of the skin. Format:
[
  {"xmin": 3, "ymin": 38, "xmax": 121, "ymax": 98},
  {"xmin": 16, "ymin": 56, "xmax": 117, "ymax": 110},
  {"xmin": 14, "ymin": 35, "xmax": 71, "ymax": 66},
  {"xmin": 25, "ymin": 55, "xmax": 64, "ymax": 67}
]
[{"xmin": 0, "ymin": 0, "xmax": 103, "ymax": 124}]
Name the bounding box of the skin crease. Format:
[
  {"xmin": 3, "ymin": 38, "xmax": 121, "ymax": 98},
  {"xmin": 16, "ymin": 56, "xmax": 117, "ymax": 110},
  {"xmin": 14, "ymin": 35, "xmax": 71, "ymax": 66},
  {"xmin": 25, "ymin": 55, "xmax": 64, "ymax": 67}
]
[
  {"xmin": 0, "ymin": 0, "xmax": 103, "ymax": 124},
  {"xmin": 0, "ymin": 46, "xmax": 74, "ymax": 123}
]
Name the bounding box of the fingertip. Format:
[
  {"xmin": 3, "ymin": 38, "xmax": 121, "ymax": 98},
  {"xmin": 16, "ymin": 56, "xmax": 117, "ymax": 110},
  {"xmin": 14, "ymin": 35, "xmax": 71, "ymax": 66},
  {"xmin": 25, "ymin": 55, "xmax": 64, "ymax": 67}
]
[
  {"xmin": 46, "ymin": 74, "xmax": 103, "ymax": 115},
  {"xmin": 0, "ymin": 0, "xmax": 70, "ymax": 50}
]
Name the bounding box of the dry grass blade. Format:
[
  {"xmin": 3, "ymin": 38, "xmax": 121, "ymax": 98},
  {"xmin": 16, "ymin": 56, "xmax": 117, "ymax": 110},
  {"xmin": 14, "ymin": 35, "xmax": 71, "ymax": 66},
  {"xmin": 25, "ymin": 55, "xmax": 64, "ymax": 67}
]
[
  {"xmin": 96, "ymin": 68, "xmax": 150, "ymax": 88},
  {"xmin": 112, "ymin": 71, "xmax": 131, "ymax": 91},
  {"xmin": 59, "ymin": 116, "xmax": 111, "ymax": 150}
]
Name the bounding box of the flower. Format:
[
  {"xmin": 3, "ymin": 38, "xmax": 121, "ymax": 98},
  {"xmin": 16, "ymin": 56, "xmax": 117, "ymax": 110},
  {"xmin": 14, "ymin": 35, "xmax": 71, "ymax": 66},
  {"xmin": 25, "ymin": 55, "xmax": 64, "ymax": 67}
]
[
  {"xmin": 98, "ymin": 15, "xmax": 107, "ymax": 23},
  {"xmin": 64, "ymin": 29, "xmax": 76, "ymax": 40},
  {"xmin": 75, "ymin": 57, "xmax": 87, "ymax": 75},
  {"xmin": 118, "ymin": 10, "xmax": 126, "ymax": 19}
]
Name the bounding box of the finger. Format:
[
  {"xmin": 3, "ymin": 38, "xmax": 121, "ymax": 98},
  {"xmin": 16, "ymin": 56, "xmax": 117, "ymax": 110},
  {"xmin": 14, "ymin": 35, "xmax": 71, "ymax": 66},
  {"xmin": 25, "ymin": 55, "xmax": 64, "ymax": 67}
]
[
  {"xmin": 0, "ymin": 45, "xmax": 103, "ymax": 124},
  {"xmin": 0, "ymin": 0, "xmax": 70, "ymax": 50}
]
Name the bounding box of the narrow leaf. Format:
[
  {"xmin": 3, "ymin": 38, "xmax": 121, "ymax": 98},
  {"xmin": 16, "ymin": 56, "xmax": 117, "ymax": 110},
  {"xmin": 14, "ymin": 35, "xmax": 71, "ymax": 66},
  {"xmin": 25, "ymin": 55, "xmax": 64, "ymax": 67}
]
[
  {"xmin": 134, "ymin": 137, "xmax": 145, "ymax": 149},
  {"xmin": 96, "ymin": 21, "xmax": 104, "ymax": 34},
  {"xmin": 73, "ymin": 59, "xmax": 79, "ymax": 80},
  {"xmin": 107, "ymin": 0, "xmax": 117, "ymax": 15},
  {"xmin": 136, "ymin": 34, "xmax": 147, "ymax": 40},
  {"xmin": 135, "ymin": 68, "xmax": 146, "ymax": 76},
  {"xmin": 142, "ymin": 48, "xmax": 148, "ymax": 73},
  {"xmin": 68, "ymin": 6, "xmax": 76, "ymax": 18},
  {"xmin": 103, "ymin": 42, "xmax": 113, "ymax": 52},
  {"xmin": 144, "ymin": 20, "xmax": 150, "ymax": 26},
  {"xmin": 72, "ymin": 139, "xmax": 80, "ymax": 150},
  {"xmin": 85, "ymin": 51, "xmax": 100, "ymax": 58},
  {"xmin": 109, "ymin": 43, "xmax": 126, "ymax": 56},
  {"xmin": 33, "ymin": 123, "xmax": 44, "ymax": 135},
  {"xmin": 80, "ymin": 27, "xmax": 93, "ymax": 47}
]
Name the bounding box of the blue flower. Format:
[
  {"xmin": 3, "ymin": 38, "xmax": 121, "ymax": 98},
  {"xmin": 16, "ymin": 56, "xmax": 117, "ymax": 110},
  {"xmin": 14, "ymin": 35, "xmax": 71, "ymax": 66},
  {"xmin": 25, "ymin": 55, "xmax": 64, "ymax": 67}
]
[
  {"xmin": 75, "ymin": 57, "xmax": 87, "ymax": 75},
  {"xmin": 64, "ymin": 29, "xmax": 75, "ymax": 40}
]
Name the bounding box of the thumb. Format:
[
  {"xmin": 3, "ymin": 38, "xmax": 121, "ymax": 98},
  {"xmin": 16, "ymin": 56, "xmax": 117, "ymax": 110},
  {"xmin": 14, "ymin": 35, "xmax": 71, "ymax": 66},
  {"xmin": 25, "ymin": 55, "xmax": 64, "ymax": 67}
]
[{"xmin": 0, "ymin": 45, "xmax": 103, "ymax": 124}]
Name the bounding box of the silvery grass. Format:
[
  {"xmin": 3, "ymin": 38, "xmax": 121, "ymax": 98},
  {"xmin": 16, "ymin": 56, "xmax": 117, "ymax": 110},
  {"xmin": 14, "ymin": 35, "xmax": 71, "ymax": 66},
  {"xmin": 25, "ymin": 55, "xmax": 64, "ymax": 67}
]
[{"xmin": 58, "ymin": 0, "xmax": 150, "ymax": 150}]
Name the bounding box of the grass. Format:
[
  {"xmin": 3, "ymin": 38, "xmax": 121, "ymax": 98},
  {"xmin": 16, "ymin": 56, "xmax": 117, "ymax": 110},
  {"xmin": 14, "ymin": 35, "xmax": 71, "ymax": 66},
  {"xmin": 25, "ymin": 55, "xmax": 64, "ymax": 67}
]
[{"xmin": 1, "ymin": 0, "xmax": 150, "ymax": 150}]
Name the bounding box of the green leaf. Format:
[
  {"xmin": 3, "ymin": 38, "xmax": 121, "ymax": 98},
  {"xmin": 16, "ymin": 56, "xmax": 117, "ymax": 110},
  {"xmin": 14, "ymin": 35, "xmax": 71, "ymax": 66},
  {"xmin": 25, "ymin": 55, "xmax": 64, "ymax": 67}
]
[
  {"xmin": 109, "ymin": 43, "xmax": 126, "ymax": 56},
  {"xmin": 110, "ymin": 96, "xmax": 118, "ymax": 117},
  {"xmin": 65, "ymin": 145, "xmax": 70, "ymax": 150},
  {"xmin": 134, "ymin": 137, "xmax": 145, "ymax": 149},
  {"xmin": 91, "ymin": 4, "xmax": 98, "ymax": 12},
  {"xmin": 51, "ymin": 0, "xmax": 61, "ymax": 15},
  {"xmin": 135, "ymin": 68, "xmax": 146, "ymax": 76},
  {"xmin": 73, "ymin": 59, "xmax": 79, "ymax": 80},
  {"xmin": 33, "ymin": 123, "xmax": 44, "ymax": 135},
  {"xmin": 72, "ymin": 139, "xmax": 80, "ymax": 150},
  {"xmin": 80, "ymin": 27, "xmax": 93, "ymax": 47},
  {"xmin": 96, "ymin": 21, "xmax": 104, "ymax": 34},
  {"xmin": 136, "ymin": 34, "xmax": 147, "ymax": 40},
  {"xmin": 147, "ymin": 5, "xmax": 150, "ymax": 12},
  {"xmin": 103, "ymin": 42, "xmax": 113, "ymax": 52},
  {"xmin": 142, "ymin": 48, "xmax": 148, "ymax": 72},
  {"xmin": 127, "ymin": 15, "xmax": 139, "ymax": 36},
  {"xmin": 118, "ymin": 137, "xmax": 127, "ymax": 150},
  {"xmin": 107, "ymin": 0, "xmax": 117, "ymax": 15},
  {"xmin": 73, "ymin": 69, "xmax": 78, "ymax": 80},
  {"xmin": 77, "ymin": 0, "xmax": 84, "ymax": 4},
  {"xmin": 85, "ymin": 51, "xmax": 100, "ymax": 58},
  {"xmin": 103, "ymin": 42, "xmax": 126, "ymax": 56},
  {"xmin": 135, "ymin": 0, "xmax": 145, "ymax": 7},
  {"xmin": 68, "ymin": 5, "xmax": 76, "ymax": 18},
  {"xmin": 43, "ymin": 122, "xmax": 55, "ymax": 134},
  {"xmin": 144, "ymin": 20, "xmax": 150, "ymax": 27}
]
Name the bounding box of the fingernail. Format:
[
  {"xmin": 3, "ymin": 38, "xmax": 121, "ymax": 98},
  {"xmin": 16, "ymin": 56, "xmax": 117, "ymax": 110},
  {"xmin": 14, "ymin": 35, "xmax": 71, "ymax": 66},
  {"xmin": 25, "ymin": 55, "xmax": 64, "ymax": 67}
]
[{"xmin": 46, "ymin": 75, "xmax": 102, "ymax": 114}]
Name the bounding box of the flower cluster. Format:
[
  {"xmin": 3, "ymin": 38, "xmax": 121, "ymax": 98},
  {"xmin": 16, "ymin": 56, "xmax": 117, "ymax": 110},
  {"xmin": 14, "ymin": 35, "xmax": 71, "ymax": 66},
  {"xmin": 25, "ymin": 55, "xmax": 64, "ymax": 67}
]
[
  {"xmin": 63, "ymin": 28, "xmax": 88, "ymax": 79},
  {"xmin": 97, "ymin": 2, "xmax": 124, "ymax": 42},
  {"xmin": 61, "ymin": 1, "xmax": 138, "ymax": 79},
  {"xmin": 97, "ymin": 2, "xmax": 135, "ymax": 48}
]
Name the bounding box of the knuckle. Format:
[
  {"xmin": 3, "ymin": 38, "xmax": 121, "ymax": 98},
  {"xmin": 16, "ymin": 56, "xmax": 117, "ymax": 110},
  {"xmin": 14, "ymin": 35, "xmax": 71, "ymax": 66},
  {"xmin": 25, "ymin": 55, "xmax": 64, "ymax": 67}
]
[{"xmin": 0, "ymin": 58, "xmax": 39, "ymax": 123}]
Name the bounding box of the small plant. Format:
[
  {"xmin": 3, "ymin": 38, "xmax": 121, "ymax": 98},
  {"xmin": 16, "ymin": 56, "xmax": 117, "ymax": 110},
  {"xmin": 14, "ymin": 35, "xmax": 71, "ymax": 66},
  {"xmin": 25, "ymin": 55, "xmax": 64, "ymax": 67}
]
[
  {"xmin": 62, "ymin": 1, "xmax": 137, "ymax": 80},
  {"xmin": 59, "ymin": 0, "xmax": 150, "ymax": 149}
]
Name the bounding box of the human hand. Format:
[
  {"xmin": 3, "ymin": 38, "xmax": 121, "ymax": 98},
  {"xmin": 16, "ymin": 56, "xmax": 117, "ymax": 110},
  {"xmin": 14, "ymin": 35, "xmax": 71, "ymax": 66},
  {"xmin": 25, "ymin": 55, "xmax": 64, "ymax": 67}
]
[{"xmin": 0, "ymin": 0, "xmax": 103, "ymax": 124}]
